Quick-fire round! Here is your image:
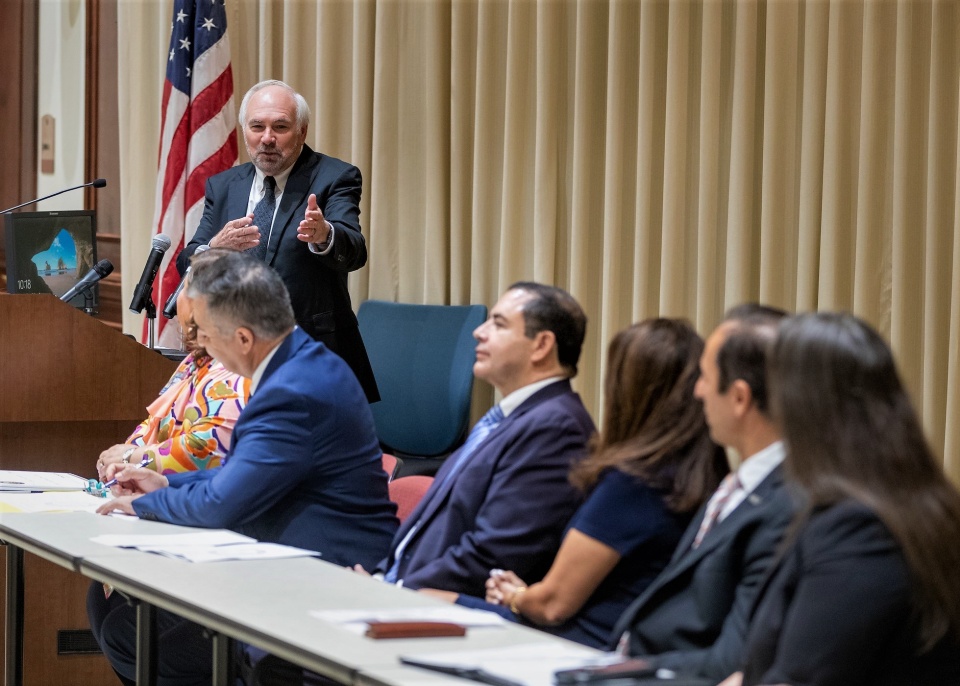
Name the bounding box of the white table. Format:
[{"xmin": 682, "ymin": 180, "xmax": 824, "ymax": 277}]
[
  {"xmin": 79, "ymin": 551, "xmax": 599, "ymax": 683},
  {"xmin": 0, "ymin": 511, "xmax": 215, "ymax": 686},
  {"xmin": 0, "ymin": 511, "xmax": 600, "ymax": 686}
]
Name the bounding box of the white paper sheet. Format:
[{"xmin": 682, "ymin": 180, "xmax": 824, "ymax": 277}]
[
  {"xmin": 400, "ymin": 642, "xmax": 611, "ymax": 686},
  {"xmin": 89, "ymin": 531, "xmax": 318, "ymax": 563},
  {"xmin": 90, "ymin": 530, "xmax": 254, "ymax": 548},
  {"xmin": 0, "ymin": 491, "xmax": 109, "ymax": 513},
  {"xmin": 135, "ymin": 542, "xmax": 321, "ymax": 563}
]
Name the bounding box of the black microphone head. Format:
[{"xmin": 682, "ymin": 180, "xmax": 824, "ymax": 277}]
[
  {"xmin": 152, "ymin": 234, "xmax": 173, "ymax": 252},
  {"xmin": 92, "ymin": 178, "xmax": 107, "ymax": 188},
  {"xmin": 93, "ymin": 259, "xmax": 114, "ymax": 278}
]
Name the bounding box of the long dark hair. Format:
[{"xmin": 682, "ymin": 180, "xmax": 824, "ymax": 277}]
[
  {"xmin": 769, "ymin": 312, "xmax": 960, "ymax": 649},
  {"xmin": 571, "ymin": 318, "xmax": 727, "ymax": 513}
]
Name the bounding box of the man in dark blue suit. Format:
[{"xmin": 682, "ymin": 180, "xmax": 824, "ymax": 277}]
[
  {"xmin": 176, "ymin": 80, "xmax": 378, "ymax": 402},
  {"xmin": 93, "ymin": 250, "xmax": 397, "ymax": 685},
  {"xmin": 609, "ymin": 305, "xmax": 794, "ymax": 682},
  {"xmin": 369, "ymin": 281, "xmax": 596, "ymax": 594}
]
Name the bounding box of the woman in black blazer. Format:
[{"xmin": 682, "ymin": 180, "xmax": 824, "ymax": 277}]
[{"xmin": 720, "ymin": 312, "xmax": 960, "ymax": 686}]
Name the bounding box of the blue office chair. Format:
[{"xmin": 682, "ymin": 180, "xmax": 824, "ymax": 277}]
[{"xmin": 357, "ymin": 300, "xmax": 487, "ymax": 475}]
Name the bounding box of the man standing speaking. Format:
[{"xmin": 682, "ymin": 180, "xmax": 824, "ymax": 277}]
[{"xmin": 177, "ymin": 79, "xmax": 378, "ymax": 401}]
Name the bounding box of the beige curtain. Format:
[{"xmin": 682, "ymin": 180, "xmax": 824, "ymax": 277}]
[{"xmin": 117, "ymin": 0, "xmax": 960, "ymax": 483}]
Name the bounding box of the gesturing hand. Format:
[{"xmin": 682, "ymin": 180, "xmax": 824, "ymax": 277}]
[
  {"xmin": 209, "ymin": 214, "xmax": 259, "ymax": 251},
  {"xmin": 297, "ymin": 194, "xmax": 331, "ymax": 245}
]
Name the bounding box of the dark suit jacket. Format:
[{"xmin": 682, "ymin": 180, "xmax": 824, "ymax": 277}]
[
  {"xmin": 177, "ymin": 146, "xmax": 379, "ymax": 402},
  {"xmin": 611, "ymin": 465, "xmax": 794, "ymax": 680},
  {"xmin": 742, "ymin": 500, "xmax": 960, "ymax": 686},
  {"xmin": 379, "ymin": 379, "xmax": 596, "ymax": 597},
  {"xmin": 133, "ymin": 327, "xmax": 398, "ymax": 570}
]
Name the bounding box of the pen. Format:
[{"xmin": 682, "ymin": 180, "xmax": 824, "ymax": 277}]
[{"xmin": 103, "ymin": 457, "xmax": 155, "ymax": 489}]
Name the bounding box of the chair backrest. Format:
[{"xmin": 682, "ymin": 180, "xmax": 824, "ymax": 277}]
[
  {"xmin": 380, "ymin": 453, "xmax": 402, "ymax": 482},
  {"xmin": 388, "ymin": 475, "xmax": 434, "ymax": 523},
  {"xmin": 357, "ymin": 300, "xmax": 487, "ymax": 457}
]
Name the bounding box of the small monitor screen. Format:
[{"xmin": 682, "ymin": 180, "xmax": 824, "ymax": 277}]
[{"xmin": 4, "ymin": 210, "xmax": 98, "ymax": 309}]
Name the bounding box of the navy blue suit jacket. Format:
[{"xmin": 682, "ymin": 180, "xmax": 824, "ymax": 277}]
[
  {"xmin": 379, "ymin": 379, "xmax": 596, "ymax": 597},
  {"xmin": 133, "ymin": 328, "xmax": 398, "ymax": 570},
  {"xmin": 611, "ymin": 466, "xmax": 794, "ymax": 680},
  {"xmin": 177, "ymin": 146, "xmax": 379, "ymax": 402}
]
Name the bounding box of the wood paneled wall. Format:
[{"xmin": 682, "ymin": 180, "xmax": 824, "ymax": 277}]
[
  {"xmin": 0, "ymin": 0, "xmax": 123, "ymax": 330},
  {"xmin": 0, "ymin": 0, "xmax": 37, "ymax": 220}
]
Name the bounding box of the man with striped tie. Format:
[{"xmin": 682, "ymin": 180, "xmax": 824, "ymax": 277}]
[
  {"xmin": 177, "ymin": 80, "xmax": 379, "ymax": 403},
  {"xmin": 609, "ymin": 304, "xmax": 795, "ymax": 683}
]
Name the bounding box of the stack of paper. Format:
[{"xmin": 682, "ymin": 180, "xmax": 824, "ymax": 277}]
[
  {"xmin": 0, "ymin": 470, "xmax": 89, "ymax": 492},
  {"xmin": 90, "ymin": 530, "xmax": 322, "ymax": 563}
]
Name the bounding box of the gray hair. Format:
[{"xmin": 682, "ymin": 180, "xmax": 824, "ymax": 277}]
[
  {"xmin": 186, "ymin": 249, "xmax": 295, "ymax": 339},
  {"xmin": 238, "ymin": 79, "xmax": 311, "ymax": 132}
]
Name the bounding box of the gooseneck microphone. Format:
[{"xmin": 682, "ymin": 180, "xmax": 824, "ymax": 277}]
[
  {"xmin": 129, "ymin": 234, "xmax": 173, "ymax": 314},
  {"xmin": 162, "ymin": 244, "xmax": 210, "ymax": 319},
  {"xmin": 0, "ymin": 178, "xmax": 107, "ymax": 214},
  {"xmin": 59, "ymin": 259, "xmax": 114, "ymax": 303}
]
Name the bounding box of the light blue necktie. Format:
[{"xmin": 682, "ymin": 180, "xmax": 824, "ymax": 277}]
[
  {"xmin": 435, "ymin": 404, "xmax": 505, "ymax": 487},
  {"xmin": 384, "ymin": 404, "xmax": 504, "ymax": 583}
]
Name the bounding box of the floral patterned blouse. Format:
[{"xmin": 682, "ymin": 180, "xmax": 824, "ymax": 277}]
[{"xmin": 126, "ymin": 353, "xmax": 250, "ymax": 474}]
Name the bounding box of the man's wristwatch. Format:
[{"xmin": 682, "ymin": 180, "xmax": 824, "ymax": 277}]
[{"xmin": 122, "ymin": 447, "xmax": 136, "ymax": 464}]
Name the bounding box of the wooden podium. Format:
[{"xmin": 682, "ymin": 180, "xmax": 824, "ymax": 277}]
[{"xmin": 0, "ymin": 295, "xmax": 176, "ymax": 684}]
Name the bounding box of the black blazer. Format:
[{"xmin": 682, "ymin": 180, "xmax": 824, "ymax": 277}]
[
  {"xmin": 741, "ymin": 500, "xmax": 960, "ymax": 686},
  {"xmin": 610, "ymin": 466, "xmax": 794, "ymax": 680},
  {"xmin": 178, "ymin": 146, "xmax": 379, "ymax": 402}
]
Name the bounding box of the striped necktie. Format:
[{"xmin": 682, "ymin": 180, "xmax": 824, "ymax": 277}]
[
  {"xmin": 692, "ymin": 472, "xmax": 741, "ymax": 548},
  {"xmin": 248, "ymin": 175, "xmax": 276, "ymax": 261}
]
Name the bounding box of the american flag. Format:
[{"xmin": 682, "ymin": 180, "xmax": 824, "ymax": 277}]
[{"xmin": 149, "ymin": 0, "xmax": 237, "ymax": 342}]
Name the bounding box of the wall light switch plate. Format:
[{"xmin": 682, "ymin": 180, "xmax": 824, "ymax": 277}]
[{"xmin": 40, "ymin": 114, "xmax": 55, "ymax": 174}]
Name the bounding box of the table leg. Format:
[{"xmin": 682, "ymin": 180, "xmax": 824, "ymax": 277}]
[
  {"xmin": 211, "ymin": 632, "xmax": 236, "ymax": 686},
  {"xmin": 4, "ymin": 544, "xmax": 23, "ymax": 686},
  {"xmin": 135, "ymin": 601, "xmax": 157, "ymax": 686}
]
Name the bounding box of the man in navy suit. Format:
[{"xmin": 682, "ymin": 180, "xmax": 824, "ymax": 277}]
[
  {"xmin": 369, "ymin": 281, "xmax": 596, "ymax": 593},
  {"xmin": 93, "ymin": 250, "xmax": 397, "ymax": 685},
  {"xmin": 176, "ymin": 79, "xmax": 378, "ymax": 402},
  {"xmin": 609, "ymin": 304, "xmax": 795, "ymax": 682}
]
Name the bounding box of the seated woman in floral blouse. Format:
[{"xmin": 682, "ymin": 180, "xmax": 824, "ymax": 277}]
[{"xmin": 95, "ymin": 283, "xmax": 249, "ymax": 478}]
